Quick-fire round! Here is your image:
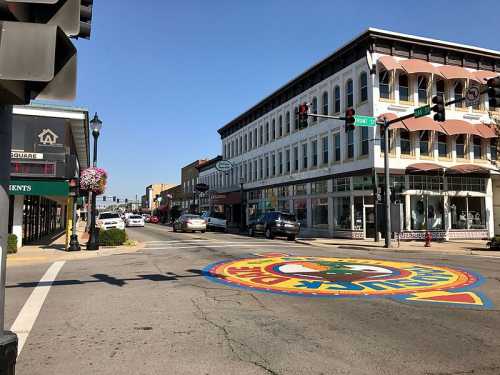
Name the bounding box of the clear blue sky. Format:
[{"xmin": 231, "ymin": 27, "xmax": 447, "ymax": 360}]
[{"xmin": 63, "ymin": 0, "xmax": 500, "ymax": 201}]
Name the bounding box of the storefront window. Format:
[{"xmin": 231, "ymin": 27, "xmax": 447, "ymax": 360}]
[
  {"xmin": 334, "ymin": 177, "xmax": 350, "ymax": 192},
  {"xmin": 293, "ymin": 183, "xmax": 307, "ymax": 196},
  {"xmin": 278, "ymin": 199, "xmax": 289, "ymax": 212},
  {"xmin": 410, "ymin": 195, "xmax": 444, "ymax": 230},
  {"xmin": 354, "ymin": 196, "xmax": 364, "ymax": 230},
  {"xmin": 409, "ymin": 175, "xmax": 444, "ymax": 191},
  {"xmin": 312, "ymin": 198, "xmax": 328, "ymax": 229},
  {"xmin": 293, "ymin": 199, "xmax": 307, "ymax": 227},
  {"xmin": 311, "ymin": 180, "xmax": 328, "ymax": 194},
  {"xmin": 335, "ymin": 197, "xmax": 351, "ymax": 230},
  {"xmin": 353, "ymin": 176, "xmax": 372, "ymax": 191},
  {"xmin": 448, "ymin": 177, "xmax": 486, "ymax": 192},
  {"xmin": 450, "ymin": 196, "xmax": 486, "ymax": 229}
]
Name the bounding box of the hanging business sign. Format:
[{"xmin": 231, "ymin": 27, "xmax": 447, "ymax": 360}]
[
  {"xmin": 195, "ymin": 183, "xmax": 209, "ymax": 192},
  {"xmin": 216, "ymin": 160, "xmax": 233, "ymax": 173}
]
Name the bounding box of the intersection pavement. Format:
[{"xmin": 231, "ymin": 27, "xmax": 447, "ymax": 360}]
[{"xmin": 4, "ymin": 223, "xmax": 500, "ymax": 374}]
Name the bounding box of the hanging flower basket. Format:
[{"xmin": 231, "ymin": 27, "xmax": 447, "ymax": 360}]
[{"xmin": 80, "ymin": 167, "xmax": 107, "ymax": 195}]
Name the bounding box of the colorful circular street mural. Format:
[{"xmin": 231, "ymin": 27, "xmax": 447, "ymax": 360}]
[{"xmin": 204, "ymin": 254, "xmax": 490, "ymax": 308}]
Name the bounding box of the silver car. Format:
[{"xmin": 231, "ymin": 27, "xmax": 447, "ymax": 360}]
[{"xmin": 173, "ymin": 214, "xmax": 207, "ymax": 233}]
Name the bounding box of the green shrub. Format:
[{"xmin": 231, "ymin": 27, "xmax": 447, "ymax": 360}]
[
  {"xmin": 99, "ymin": 229, "xmax": 127, "ymax": 246},
  {"xmin": 7, "ymin": 234, "xmax": 17, "ymax": 254}
]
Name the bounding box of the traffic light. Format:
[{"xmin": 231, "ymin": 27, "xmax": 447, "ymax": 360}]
[
  {"xmin": 0, "ymin": 0, "xmax": 94, "ymax": 105},
  {"xmin": 78, "ymin": 0, "xmax": 93, "ymax": 39},
  {"xmin": 431, "ymin": 95, "xmax": 445, "ymax": 122},
  {"xmin": 344, "ymin": 108, "xmax": 355, "ymax": 132},
  {"xmin": 298, "ymin": 103, "xmax": 309, "ymax": 129},
  {"xmin": 102, "ymin": 195, "xmax": 106, "ymax": 201},
  {"xmin": 113, "ymin": 196, "xmax": 116, "ymax": 202},
  {"xmin": 487, "ymin": 77, "xmax": 500, "ymax": 109},
  {"xmin": 125, "ymin": 199, "xmax": 128, "ymax": 204},
  {"xmin": 117, "ymin": 198, "xmax": 120, "ymax": 204}
]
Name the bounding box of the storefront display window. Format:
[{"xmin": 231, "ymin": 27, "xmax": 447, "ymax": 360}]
[
  {"xmin": 450, "ymin": 196, "xmax": 486, "ymax": 229},
  {"xmin": 410, "ymin": 195, "xmax": 444, "ymax": 230},
  {"xmin": 311, "ymin": 198, "xmax": 328, "ymax": 229},
  {"xmin": 311, "ymin": 180, "xmax": 328, "ymax": 194},
  {"xmin": 293, "ymin": 199, "xmax": 307, "ymax": 227},
  {"xmin": 293, "ymin": 183, "xmax": 307, "ymax": 196},
  {"xmin": 334, "ymin": 177, "xmax": 350, "ymax": 192},
  {"xmin": 278, "ymin": 199, "xmax": 289, "ymax": 212},
  {"xmin": 335, "ymin": 197, "xmax": 351, "ymax": 230},
  {"xmin": 409, "ymin": 175, "xmax": 444, "ymax": 191},
  {"xmin": 354, "ymin": 196, "xmax": 364, "ymax": 230},
  {"xmin": 448, "ymin": 177, "xmax": 485, "ymax": 193},
  {"xmin": 353, "ymin": 176, "xmax": 372, "ymax": 191}
]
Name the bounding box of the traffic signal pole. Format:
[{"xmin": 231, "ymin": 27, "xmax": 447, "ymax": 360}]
[
  {"xmin": 383, "ymin": 118, "xmax": 391, "ymax": 248},
  {"xmin": 0, "ymin": 105, "xmax": 17, "ymax": 372}
]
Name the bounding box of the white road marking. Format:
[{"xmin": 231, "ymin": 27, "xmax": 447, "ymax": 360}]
[
  {"xmin": 145, "ymin": 243, "xmax": 308, "ymax": 250},
  {"xmin": 10, "ymin": 261, "xmax": 65, "ymax": 355}
]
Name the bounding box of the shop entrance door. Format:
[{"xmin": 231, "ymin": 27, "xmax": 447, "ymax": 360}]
[{"xmin": 364, "ymin": 205, "xmax": 375, "ymax": 239}]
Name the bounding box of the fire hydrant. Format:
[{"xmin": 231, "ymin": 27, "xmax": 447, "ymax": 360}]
[{"xmin": 424, "ymin": 231, "xmax": 432, "ymax": 247}]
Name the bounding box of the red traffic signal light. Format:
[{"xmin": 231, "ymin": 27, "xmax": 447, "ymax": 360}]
[
  {"xmin": 431, "ymin": 95, "xmax": 445, "ymax": 122},
  {"xmin": 298, "ymin": 103, "xmax": 309, "ymax": 129},
  {"xmin": 345, "ymin": 108, "xmax": 355, "ymax": 131}
]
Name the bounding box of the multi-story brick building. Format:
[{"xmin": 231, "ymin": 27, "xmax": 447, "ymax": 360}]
[{"xmin": 212, "ymin": 28, "xmax": 500, "ymax": 240}]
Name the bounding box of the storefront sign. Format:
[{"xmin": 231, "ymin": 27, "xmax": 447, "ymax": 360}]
[
  {"xmin": 8, "ymin": 179, "xmax": 69, "ymax": 196},
  {"xmin": 204, "ymin": 254, "xmax": 491, "ymax": 309},
  {"xmin": 11, "ymin": 151, "xmax": 43, "ymax": 160},
  {"xmin": 216, "ymin": 160, "xmax": 233, "ymax": 173}
]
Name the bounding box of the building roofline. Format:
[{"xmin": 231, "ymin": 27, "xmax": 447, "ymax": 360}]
[
  {"xmin": 197, "ymin": 155, "xmax": 222, "ymax": 172},
  {"xmin": 217, "ymin": 28, "xmax": 500, "ymax": 138}
]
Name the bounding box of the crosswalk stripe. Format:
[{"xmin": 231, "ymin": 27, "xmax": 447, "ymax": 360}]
[{"xmin": 144, "ymin": 243, "xmax": 308, "ymax": 250}]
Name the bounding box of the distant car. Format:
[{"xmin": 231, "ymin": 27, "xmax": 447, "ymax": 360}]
[
  {"xmin": 173, "ymin": 214, "xmax": 207, "ymax": 233},
  {"xmin": 126, "ymin": 215, "xmax": 145, "ymax": 227},
  {"xmin": 149, "ymin": 216, "xmax": 160, "ymax": 224},
  {"xmin": 142, "ymin": 214, "xmax": 151, "ymax": 223},
  {"xmin": 97, "ymin": 212, "xmax": 125, "ymax": 231},
  {"xmin": 201, "ymin": 211, "xmax": 226, "ymax": 231},
  {"xmin": 248, "ymin": 211, "xmax": 300, "ymax": 241}
]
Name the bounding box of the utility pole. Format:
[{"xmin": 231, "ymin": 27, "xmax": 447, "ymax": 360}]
[{"xmin": 383, "ymin": 119, "xmax": 391, "ymax": 248}]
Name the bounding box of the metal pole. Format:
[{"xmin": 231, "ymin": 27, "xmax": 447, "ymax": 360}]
[
  {"xmin": 240, "ymin": 182, "xmax": 244, "ymax": 233},
  {"xmin": 68, "ymin": 193, "xmax": 81, "ymax": 251},
  {"xmin": 0, "ymin": 105, "xmax": 18, "ymax": 369},
  {"xmin": 86, "ymin": 133, "xmax": 99, "ymax": 251},
  {"xmin": 383, "ymin": 119, "xmax": 392, "ymax": 248},
  {"xmin": 372, "ymin": 168, "xmax": 380, "ymax": 242}
]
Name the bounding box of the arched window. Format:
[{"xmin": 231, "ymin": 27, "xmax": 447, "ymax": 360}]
[
  {"xmin": 285, "ymin": 111, "xmax": 290, "ymax": 134},
  {"xmin": 346, "ymin": 80, "xmax": 353, "ymax": 108},
  {"xmin": 379, "ymin": 69, "xmax": 390, "ymax": 99},
  {"xmin": 322, "ymin": 91, "xmax": 329, "ymax": 115},
  {"xmin": 454, "ymin": 82, "xmax": 464, "ymax": 109},
  {"xmin": 360, "ymin": 72, "xmax": 368, "ymax": 102},
  {"xmin": 399, "ymin": 73, "xmax": 409, "ymax": 102},
  {"xmin": 312, "ymin": 97, "xmax": 318, "ymax": 122},
  {"xmin": 334, "ymin": 86, "xmax": 341, "ymax": 113},
  {"xmin": 417, "ymin": 75, "xmax": 428, "ymax": 104}
]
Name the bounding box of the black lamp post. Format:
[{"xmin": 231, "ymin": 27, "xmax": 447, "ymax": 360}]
[
  {"xmin": 86, "ymin": 112, "xmax": 102, "ymax": 251},
  {"xmin": 68, "ymin": 175, "xmax": 81, "ymax": 251}
]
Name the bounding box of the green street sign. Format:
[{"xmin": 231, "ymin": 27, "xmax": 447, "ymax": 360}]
[
  {"xmin": 354, "ymin": 115, "xmax": 376, "ymax": 127},
  {"xmin": 414, "ymin": 104, "xmax": 431, "ymax": 118}
]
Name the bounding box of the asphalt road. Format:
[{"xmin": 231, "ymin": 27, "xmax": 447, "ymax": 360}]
[{"xmin": 5, "ymin": 223, "xmax": 500, "ymax": 375}]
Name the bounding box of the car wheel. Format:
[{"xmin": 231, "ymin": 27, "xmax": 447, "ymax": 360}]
[
  {"xmin": 287, "ymin": 234, "xmax": 296, "ymax": 241},
  {"xmin": 265, "ymin": 227, "xmax": 273, "ymax": 239},
  {"xmin": 248, "ymin": 227, "xmax": 254, "ymax": 237}
]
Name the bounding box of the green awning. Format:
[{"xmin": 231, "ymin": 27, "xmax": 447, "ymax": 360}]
[{"xmin": 8, "ymin": 179, "xmax": 69, "ymax": 197}]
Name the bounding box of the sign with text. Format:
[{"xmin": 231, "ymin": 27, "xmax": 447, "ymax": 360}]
[
  {"xmin": 11, "ymin": 151, "xmax": 43, "ymax": 160},
  {"xmin": 414, "ymin": 105, "xmax": 431, "ymax": 118},
  {"xmin": 354, "ymin": 115, "xmax": 376, "ymax": 127},
  {"xmin": 216, "ymin": 160, "xmax": 233, "ymax": 173}
]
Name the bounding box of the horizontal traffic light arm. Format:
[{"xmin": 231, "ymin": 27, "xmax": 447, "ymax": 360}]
[{"xmin": 306, "ymin": 113, "xmax": 347, "ymax": 121}]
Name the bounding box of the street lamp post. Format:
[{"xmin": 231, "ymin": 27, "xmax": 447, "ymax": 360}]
[
  {"xmin": 86, "ymin": 113, "xmax": 102, "ymax": 251},
  {"xmin": 239, "ymin": 177, "xmax": 245, "ymax": 233},
  {"xmin": 68, "ymin": 176, "xmax": 81, "ymax": 251}
]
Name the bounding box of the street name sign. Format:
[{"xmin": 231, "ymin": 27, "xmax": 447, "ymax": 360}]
[
  {"xmin": 414, "ymin": 105, "xmax": 431, "ymax": 118},
  {"xmin": 216, "ymin": 160, "xmax": 233, "ymax": 173},
  {"xmin": 354, "ymin": 115, "xmax": 376, "ymax": 127}
]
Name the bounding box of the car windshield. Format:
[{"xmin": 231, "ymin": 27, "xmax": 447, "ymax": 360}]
[
  {"xmin": 130, "ymin": 215, "xmax": 142, "ymax": 219},
  {"xmin": 184, "ymin": 215, "xmax": 201, "ymax": 219},
  {"xmin": 280, "ymin": 213, "xmax": 296, "ymax": 221},
  {"xmin": 99, "ymin": 213, "xmax": 120, "ymax": 219}
]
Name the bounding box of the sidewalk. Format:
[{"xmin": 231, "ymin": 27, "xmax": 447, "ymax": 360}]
[
  {"xmin": 295, "ymin": 237, "xmax": 500, "ymax": 258},
  {"xmin": 7, "ymin": 221, "xmax": 144, "ymax": 267}
]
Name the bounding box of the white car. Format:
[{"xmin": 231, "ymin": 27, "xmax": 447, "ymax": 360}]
[
  {"xmin": 97, "ymin": 212, "xmax": 125, "ymax": 230},
  {"xmin": 201, "ymin": 211, "xmax": 226, "ymax": 231},
  {"xmin": 126, "ymin": 215, "xmax": 145, "ymax": 227}
]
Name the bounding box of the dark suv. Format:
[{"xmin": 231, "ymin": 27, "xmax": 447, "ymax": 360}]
[{"xmin": 248, "ymin": 211, "xmax": 300, "ymax": 241}]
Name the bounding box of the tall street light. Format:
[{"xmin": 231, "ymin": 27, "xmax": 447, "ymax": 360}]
[
  {"xmin": 239, "ymin": 177, "xmax": 245, "ymax": 233},
  {"xmin": 87, "ymin": 113, "xmax": 102, "ymax": 251}
]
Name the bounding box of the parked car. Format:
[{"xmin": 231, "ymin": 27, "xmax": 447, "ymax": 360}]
[
  {"xmin": 142, "ymin": 214, "xmax": 151, "ymax": 223},
  {"xmin": 248, "ymin": 211, "xmax": 300, "ymax": 241},
  {"xmin": 173, "ymin": 214, "xmax": 207, "ymax": 233},
  {"xmin": 149, "ymin": 216, "xmax": 160, "ymax": 224},
  {"xmin": 201, "ymin": 211, "xmax": 226, "ymax": 231},
  {"xmin": 97, "ymin": 212, "xmax": 125, "ymax": 230},
  {"xmin": 126, "ymin": 215, "xmax": 145, "ymax": 227}
]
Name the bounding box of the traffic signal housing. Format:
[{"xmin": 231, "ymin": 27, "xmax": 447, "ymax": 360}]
[
  {"xmin": 298, "ymin": 103, "xmax": 309, "ymax": 129},
  {"xmin": 487, "ymin": 77, "xmax": 500, "ymax": 109},
  {"xmin": 344, "ymin": 108, "xmax": 355, "ymax": 132},
  {"xmin": 431, "ymin": 95, "xmax": 445, "ymax": 122}
]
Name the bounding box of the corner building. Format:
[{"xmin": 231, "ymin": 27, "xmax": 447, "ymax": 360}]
[{"xmin": 214, "ymin": 28, "xmax": 500, "ymax": 240}]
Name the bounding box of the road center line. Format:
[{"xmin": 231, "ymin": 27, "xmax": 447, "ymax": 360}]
[
  {"xmin": 10, "ymin": 261, "xmax": 66, "ymax": 355},
  {"xmin": 145, "ymin": 244, "xmax": 308, "ymax": 250}
]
